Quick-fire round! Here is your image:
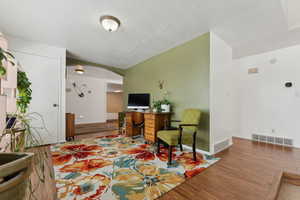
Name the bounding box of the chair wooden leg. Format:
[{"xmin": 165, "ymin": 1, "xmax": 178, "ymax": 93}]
[
  {"xmin": 193, "ymin": 142, "xmax": 196, "ymax": 161},
  {"xmin": 157, "ymin": 139, "xmax": 161, "ymax": 154},
  {"xmin": 168, "ymin": 145, "xmax": 173, "ymax": 166},
  {"xmin": 179, "ymin": 127, "xmax": 183, "ymax": 151},
  {"xmin": 193, "ymin": 132, "xmax": 197, "ymax": 161}
]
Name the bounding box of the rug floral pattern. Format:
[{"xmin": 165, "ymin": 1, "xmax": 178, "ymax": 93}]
[{"xmin": 51, "ymin": 135, "xmax": 219, "ymax": 200}]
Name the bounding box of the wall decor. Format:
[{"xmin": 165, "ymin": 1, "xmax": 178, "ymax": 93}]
[
  {"xmin": 72, "ymin": 82, "xmax": 85, "ymax": 97},
  {"xmin": 158, "ymin": 80, "xmax": 165, "ymax": 90}
]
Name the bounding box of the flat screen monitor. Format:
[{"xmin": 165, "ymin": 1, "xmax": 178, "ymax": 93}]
[{"xmin": 128, "ymin": 93, "xmax": 150, "ymax": 109}]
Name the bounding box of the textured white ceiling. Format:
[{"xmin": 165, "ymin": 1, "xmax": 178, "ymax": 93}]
[{"xmin": 0, "ymin": 0, "xmax": 299, "ymax": 68}]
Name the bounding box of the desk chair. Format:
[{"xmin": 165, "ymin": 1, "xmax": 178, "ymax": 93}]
[
  {"xmin": 157, "ymin": 109, "xmax": 201, "ymax": 166},
  {"xmin": 132, "ymin": 112, "xmax": 145, "ymax": 137}
]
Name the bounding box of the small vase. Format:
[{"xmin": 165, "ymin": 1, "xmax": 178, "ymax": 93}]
[{"xmin": 161, "ymin": 104, "xmax": 170, "ymax": 113}]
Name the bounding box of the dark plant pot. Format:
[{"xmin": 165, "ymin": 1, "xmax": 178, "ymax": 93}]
[
  {"xmin": 6, "ymin": 116, "xmax": 16, "ymax": 129},
  {"xmin": 0, "ymin": 152, "xmax": 34, "ymax": 200}
]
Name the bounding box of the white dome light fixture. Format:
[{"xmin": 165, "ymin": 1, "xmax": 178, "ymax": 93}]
[
  {"xmin": 100, "ymin": 15, "xmax": 121, "ymax": 32},
  {"xmin": 75, "ymin": 65, "xmax": 85, "ymax": 74}
]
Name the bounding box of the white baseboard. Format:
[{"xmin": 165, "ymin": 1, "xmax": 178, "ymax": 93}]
[
  {"xmin": 182, "ymin": 144, "xmax": 212, "ymax": 156},
  {"xmin": 213, "ymin": 137, "xmax": 233, "ymax": 154}
]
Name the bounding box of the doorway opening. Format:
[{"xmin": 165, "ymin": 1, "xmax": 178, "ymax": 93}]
[
  {"xmin": 106, "ymin": 83, "xmax": 123, "ymax": 129},
  {"xmin": 66, "ymin": 65, "xmax": 123, "ymax": 139}
]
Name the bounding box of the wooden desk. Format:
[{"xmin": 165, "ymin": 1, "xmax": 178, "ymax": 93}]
[{"xmin": 125, "ymin": 111, "xmax": 171, "ymax": 143}]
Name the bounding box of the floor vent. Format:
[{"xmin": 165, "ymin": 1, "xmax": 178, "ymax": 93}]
[
  {"xmin": 284, "ymin": 138, "xmax": 293, "ymax": 146},
  {"xmin": 214, "ymin": 139, "xmax": 231, "ymax": 153},
  {"xmin": 252, "ymin": 134, "xmax": 293, "ymax": 147}
]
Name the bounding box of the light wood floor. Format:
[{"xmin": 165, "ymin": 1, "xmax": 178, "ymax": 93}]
[
  {"xmin": 75, "ymin": 121, "xmax": 118, "ymax": 135},
  {"xmin": 30, "ymin": 135, "xmax": 300, "ymax": 200},
  {"xmin": 160, "ymin": 137, "xmax": 300, "ymax": 200}
]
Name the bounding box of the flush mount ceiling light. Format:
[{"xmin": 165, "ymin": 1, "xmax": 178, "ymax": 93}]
[
  {"xmin": 100, "ymin": 15, "xmax": 121, "ymax": 32},
  {"xmin": 75, "ymin": 65, "xmax": 85, "ymax": 74}
]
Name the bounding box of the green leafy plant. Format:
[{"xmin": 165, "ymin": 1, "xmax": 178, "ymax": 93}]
[
  {"xmin": 161, "ymin": 98, "xmax": 171, "ymax": 105},
  {"xmin": 152, "ymin": 100, "xmax": 163, "ymax": 112},
  {"xmin": 0, "ymin": 47, "xmax": 15, "ymax": 76},
  {"xmin": 17, "ymin": 71, "xmax": 32, "ymax": 113}
]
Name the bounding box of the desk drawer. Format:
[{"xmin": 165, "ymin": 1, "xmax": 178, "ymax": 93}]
[
  {"xmin": 144, "ymin": 114, "xmax": 155, "ymax": 120},
  {"xmin": 144, "ymin": 129, "xmax": 154, "ymax": 136},
  {"xmin": 145, "ymin": 127, "xmax": 155, "ymax": 134},
  {"xmin": 145, "ymin": 120, "xmax": 155, "ymax": 128}
]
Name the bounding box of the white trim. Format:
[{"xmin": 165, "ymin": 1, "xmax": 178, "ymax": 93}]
[
  {"xmin": 209, "ymin": 32, "xmax": 214, "ymax": 154},
  {"xmin": 213, "ymin": 137, "xmax": 233, "ymax": 154},
  {"xmin": 57, "ymin": 52, "xmax": 66, "ymax": 143},
  {"xmin": 215, "ymin": 137, "xmax": 233, "ymax": 146},
  {"xmin": 182, "ymin": 144, "xmax": 212, "ymax": 156},
  {"xmin": 232, "ymin": 135, "xmax": 252, "ymax": 140}
]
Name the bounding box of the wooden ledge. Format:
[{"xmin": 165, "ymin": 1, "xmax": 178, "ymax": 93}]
[{"xmin": 267, "ymin": 170, "xmax": 300, "ymax": 200}]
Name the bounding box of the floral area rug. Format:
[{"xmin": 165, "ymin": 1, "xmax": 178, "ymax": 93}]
[{"xmin": 51, "ymin": 135, "xmax": 219, "ymax": 200}]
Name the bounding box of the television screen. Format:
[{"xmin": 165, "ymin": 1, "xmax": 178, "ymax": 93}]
[{"xmin": 128, "ymin": 93, "xmax": 150, "ymax": 109}]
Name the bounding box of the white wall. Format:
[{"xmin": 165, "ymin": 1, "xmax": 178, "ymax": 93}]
[
  {"xmin": 234, "ymin": 44, "xmax": 300, "ymax": 148},
  {"xmin": 210, "ymin": 32, "xmax": 237, "ymax": 154},
  {"xmin": 66, "ymin": 75, "xmax": 107, "ymax": 124}
]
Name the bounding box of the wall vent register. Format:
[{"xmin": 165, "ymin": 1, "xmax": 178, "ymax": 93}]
[{"xmin": 252, "ymin": 134, "xmax": 293, "ymax": 147}]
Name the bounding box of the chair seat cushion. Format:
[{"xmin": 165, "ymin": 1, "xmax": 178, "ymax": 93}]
[{"xmin": 157, "ymin": 130, "xmax": 193, "ymax": 146}]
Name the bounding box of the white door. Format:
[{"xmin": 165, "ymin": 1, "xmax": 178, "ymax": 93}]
[{"xmin": 14, "ymin": 52, "xmax": 61, "ymax": 145}]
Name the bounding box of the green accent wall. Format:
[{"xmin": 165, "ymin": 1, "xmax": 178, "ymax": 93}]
[{"xmin": 123, "ymin": 33, "xmax": 210, "ymax": 151}]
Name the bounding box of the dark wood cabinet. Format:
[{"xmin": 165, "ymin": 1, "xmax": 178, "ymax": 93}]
[{"xmin": 66, "ymin": 113, "xmax": 75, "ymax": 140}]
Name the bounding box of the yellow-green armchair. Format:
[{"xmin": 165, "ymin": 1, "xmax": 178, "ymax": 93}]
[{"xmin": 157, "ymin": 109, "xmax": 201, "ymax": 166}]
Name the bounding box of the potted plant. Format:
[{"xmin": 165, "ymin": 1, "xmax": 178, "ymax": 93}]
[
  {"xmin": 152, "ymin": 100, "xmax": 162, "ymax": 113},
  {"xmin": 161, "ymin": 99, "xmax": 171, "ymax": 113},
  {"xmin": 0, "ymin": 47, "xmax": 15, "ymax": 77}
]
